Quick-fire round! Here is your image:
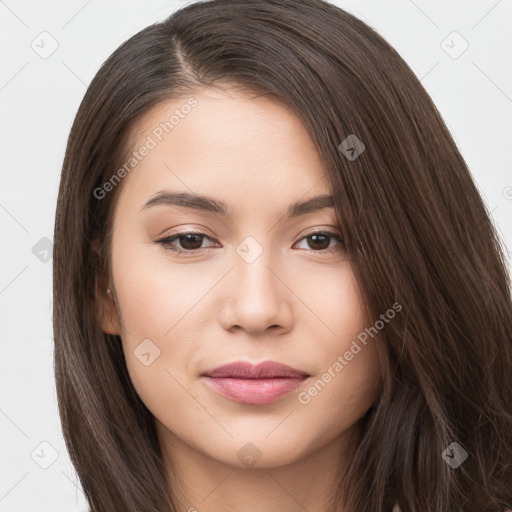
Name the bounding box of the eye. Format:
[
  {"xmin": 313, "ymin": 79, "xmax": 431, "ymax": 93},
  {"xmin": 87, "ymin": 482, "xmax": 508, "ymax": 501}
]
[
  {"xmin": 293, "ymin": 231, "xmax": 345, "ymax": 252},
  {"xmin": 156, "ymin": 231, "xmax": 218, "ymax": 254},
  {"xmin": 155, "ymin": 230, "xmax": 345, "ymax": 255}
]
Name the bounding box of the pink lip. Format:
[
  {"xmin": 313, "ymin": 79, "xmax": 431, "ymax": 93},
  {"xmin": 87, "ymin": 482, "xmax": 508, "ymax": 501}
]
[{"xmin": 201, "ymin": 361, "xmax": 309, "ymax": 405}]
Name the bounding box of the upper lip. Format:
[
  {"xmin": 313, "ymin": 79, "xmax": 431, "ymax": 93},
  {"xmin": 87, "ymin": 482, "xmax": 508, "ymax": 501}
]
[{"xmin": 202, "ymin": 360, "xmax": 310, "ymax": 379}]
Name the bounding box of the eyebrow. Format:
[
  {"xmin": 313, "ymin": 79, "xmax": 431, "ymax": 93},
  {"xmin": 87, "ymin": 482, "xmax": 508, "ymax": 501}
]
[{"xmin": 141, "ymin": 190, "xmax": 335, "ymax": 219}]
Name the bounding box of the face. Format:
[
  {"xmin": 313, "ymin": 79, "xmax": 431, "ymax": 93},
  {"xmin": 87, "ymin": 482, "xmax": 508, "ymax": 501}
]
[{"xmin": 100, "ymin": 86, "xmax": 382, "ymax": 469}]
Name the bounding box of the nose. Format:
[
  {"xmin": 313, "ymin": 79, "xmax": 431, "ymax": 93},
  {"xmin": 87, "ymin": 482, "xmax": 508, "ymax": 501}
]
[{"xmin": 218, "ymin": 249, "xmax": 294, "ymax": 336}]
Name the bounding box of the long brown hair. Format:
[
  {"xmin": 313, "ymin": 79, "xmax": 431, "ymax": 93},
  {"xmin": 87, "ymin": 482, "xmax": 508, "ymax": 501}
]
[{"xmin": 53, "ymin": 0, "xmax": 512, "ymax": 510}]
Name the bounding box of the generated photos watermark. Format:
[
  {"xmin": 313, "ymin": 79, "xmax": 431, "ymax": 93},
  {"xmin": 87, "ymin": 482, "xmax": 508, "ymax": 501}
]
[
  {"xmin": 93, "ymin": 97, "xmax": 198, "ymax": 200},
  {"xmin": 298, "ymin": 301, "xmax": 402, "ymax": 405}
]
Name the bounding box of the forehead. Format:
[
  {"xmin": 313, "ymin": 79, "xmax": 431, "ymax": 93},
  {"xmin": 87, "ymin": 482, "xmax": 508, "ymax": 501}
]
[{"xmin": 115, "ymin": 86, "xmax": 331, "ymax": 214}]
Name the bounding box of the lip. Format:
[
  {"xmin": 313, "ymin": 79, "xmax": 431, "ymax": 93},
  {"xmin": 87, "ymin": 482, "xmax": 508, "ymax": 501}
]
[{"xmin": 201, "ymin": 361, "xmax": 310, "ymax": 405}]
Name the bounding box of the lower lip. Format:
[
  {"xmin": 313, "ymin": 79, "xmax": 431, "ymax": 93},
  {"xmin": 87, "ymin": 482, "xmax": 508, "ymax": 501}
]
[{"xmin": 203, "ymin": 376, "xmax": 307, "ymax": 405}]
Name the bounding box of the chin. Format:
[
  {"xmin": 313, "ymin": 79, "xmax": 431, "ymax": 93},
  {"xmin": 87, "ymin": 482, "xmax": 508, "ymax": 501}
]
[{"xmin": 202, "ymin": 432, "xmax": 316, "ymax": 469}]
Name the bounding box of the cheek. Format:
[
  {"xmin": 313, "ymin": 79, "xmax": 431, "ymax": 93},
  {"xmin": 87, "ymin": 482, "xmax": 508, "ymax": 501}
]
[
  {"xmin": 318, "ymin": 265, "xmax": 372, "ymax": 361},
  {"xmin": 295, "ymin": 339, "xmax": 381, "ymax": 452},
  {"xmin": 111, "ymin": 240, "xmax": 211, "ymax": 340},
  {"xmin": 109, "ymin": 240, "xmax": 223, "ymax": 411},
  {"xmin": 296, "ymin": 268, "xmax": 382, "ymax": 424}
]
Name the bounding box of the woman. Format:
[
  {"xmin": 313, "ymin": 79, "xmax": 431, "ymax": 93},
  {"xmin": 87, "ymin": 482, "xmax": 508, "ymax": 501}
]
[{"xmin": 53, "ymin": 0, "xmax": 512, "ymax": 511}]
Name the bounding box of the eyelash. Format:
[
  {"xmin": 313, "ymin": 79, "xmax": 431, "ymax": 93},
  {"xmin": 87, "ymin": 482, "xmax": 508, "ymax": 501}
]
[{"xmin": 155, "ymin": 230, "xmax": 345, "ymax": 255}]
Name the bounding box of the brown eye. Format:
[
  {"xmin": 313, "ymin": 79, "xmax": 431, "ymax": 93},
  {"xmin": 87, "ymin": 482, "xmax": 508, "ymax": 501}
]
[
  {"xmin": 294, "ymin": 231, "xmax": 345, "ymax": 252},
  {"xmin": 156, "ymin": 231, "xmax": 216, "ymax": 253},
  {"xmin": 306, "ymin": 233, "xmax": 330, "ymax": 250},
  {"xmin": 175, "ymin": 233, "xmax": 205, "ymax": 250},
  {"xmin": 156, "ymin": 230, "xmax": 345, "ymax": 255}
]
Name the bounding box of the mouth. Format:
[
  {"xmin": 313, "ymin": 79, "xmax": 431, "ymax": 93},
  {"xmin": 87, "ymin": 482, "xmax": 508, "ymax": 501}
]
[{"xmin": 201, "ymin": 360, "xmax": 310, "ymax": 405}]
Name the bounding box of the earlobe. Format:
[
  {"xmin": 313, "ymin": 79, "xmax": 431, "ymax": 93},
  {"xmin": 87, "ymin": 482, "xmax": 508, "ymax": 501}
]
[
  {"xmin": 99, "ymin": 287, "xmax": 121, "ymax": 335},
  {"xmin": 94, "ymin": 275, "xmax": 121, "ymax": 336},
  {"xmin": 92, "ymin": 241, "xmax": 121, "ymax": 335}
]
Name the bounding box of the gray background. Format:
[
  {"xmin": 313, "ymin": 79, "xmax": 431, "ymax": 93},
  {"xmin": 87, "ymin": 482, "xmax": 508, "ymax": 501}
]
[{"xmin": 1, "ymin": 0, "xmax": 511, "ymax": 510}]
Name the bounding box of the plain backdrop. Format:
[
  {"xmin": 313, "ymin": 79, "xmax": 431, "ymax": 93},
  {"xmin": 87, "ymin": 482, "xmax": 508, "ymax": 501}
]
[{"xmin": 1, "ymin": 0, "xmax": 511, "ymax": 510}]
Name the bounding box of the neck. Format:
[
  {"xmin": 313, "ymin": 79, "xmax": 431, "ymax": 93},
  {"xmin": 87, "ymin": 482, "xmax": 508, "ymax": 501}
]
[{"xmin": 156, "ymin": 420, "xmax": 360, "ymax": 512}]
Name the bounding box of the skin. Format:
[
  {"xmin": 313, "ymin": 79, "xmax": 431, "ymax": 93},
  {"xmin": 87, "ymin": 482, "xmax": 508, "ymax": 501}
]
[{"xmin": 99, "ymin": 86, "xmax": 382, "ymax": 512}]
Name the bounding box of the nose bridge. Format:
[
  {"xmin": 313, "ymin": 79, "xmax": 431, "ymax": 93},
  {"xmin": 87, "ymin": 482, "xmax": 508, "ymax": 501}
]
[
  {"xmin": 223, "ymin": 235, "xmax": 290, "ymax": 333},
  {"xmin": 233, "ymin": 236, "xmax": 280, "ymax": 305}
]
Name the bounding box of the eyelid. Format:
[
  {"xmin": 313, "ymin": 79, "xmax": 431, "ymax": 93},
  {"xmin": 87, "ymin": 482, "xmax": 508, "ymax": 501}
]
[
  {"xmin": 156, "ymin": 229, "xmax": 218, "ymax": 251},
  {"xmin": 155, "ymin": 227, "xmax": 344, "ymax": 255},
  {"xmin": 300, "ymin": 226, "xmax": 343, "ymax": 238}
]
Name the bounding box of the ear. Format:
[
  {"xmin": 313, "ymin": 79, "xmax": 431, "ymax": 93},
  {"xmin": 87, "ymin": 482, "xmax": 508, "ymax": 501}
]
[
  {"xmin": 96, "ymin": 281, "xmax": 121, "ymax": 335},
  {"xmin": 93, "ymin": 242, "xmax": 121, "ymax": 335}
]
